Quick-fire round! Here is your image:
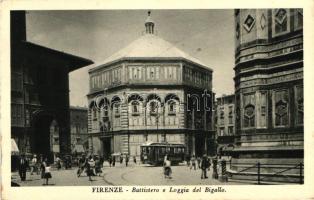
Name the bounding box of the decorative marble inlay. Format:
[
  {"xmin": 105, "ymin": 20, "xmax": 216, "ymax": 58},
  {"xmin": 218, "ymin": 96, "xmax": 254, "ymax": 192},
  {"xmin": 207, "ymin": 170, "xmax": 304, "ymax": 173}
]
[
  {"xmin": 275, "ymin": 9, "xmax": 287, "ymax": 25},
  {"xmin": 297, "ymin": 9, "xmax": 303, "ymax": 16},
  {"xmin": 260, "ymin": 13, "xmax": 266, "ymax": 30},
  {"xmin": 243, "ymin": 14, "xmax": 255, "ymax": 32}
]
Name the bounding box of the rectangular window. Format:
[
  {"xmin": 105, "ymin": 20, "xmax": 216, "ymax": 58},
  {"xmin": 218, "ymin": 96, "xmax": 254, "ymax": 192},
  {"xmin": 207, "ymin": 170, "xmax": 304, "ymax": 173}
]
[
  {"xmin": 228, "ymin": 126, "xmax": 233, "ymax": 135},
  {"xmin": 273, "ymin": 89, "xmax": 289, "ymax": 127},
  {"xmin": 295, "ymin": 85, "xmax": 303, "ymax": 125},
  {"xmin": 12, "ymin": 73, "xmax": 22, "ymax": 91},
  {"xmin": 12, "ymin": 104, "xmax": 23, "ymax": 126},
  {"xmin": 25, "ymin": 108, "xmax": 30, "ymax": 126},
  {"xmin": 219, "ymin": 128, "xmax": 225, "ymax": 136},
  {"xmin": 228, "ymin": 105, "xmax": 233, "ymax": 124},
  {"xmin": 219, "ymin": 107, "xmax": 224, "ymax": 125},
  {"xmin": 243, "ymin": 93, "xmax": 256, "ymax": 128}
]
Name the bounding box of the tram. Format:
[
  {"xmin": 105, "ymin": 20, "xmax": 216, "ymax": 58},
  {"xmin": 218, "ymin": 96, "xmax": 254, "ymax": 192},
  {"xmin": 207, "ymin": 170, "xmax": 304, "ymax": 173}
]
[{"xmin": 140, "ymin": 142, "xmax": 186, "ymax": 165}]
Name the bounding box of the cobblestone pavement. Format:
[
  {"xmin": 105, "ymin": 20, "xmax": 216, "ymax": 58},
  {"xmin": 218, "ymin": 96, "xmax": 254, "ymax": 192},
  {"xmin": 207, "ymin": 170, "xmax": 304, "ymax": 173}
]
[{"xmin": 11, "ymin": 162, "xmax": 236, "ymax": 186}]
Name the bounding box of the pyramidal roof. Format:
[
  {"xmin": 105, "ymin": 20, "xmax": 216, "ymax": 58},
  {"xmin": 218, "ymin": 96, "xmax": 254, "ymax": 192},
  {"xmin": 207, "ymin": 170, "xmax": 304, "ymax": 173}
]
[{"xmin": 91, "ymin": 12, "xmax": 211, "ymax": 72}]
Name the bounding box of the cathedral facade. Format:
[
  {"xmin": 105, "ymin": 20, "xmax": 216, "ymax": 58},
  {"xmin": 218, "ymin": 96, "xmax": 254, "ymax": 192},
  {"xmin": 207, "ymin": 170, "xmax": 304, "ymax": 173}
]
[
  {"xmin": 87, "ymin": 12, "xmax": 215, "ymax": 158},
  {"xmin": 231, "ymin": 9, "xmax": 303, "ymax": 182}
]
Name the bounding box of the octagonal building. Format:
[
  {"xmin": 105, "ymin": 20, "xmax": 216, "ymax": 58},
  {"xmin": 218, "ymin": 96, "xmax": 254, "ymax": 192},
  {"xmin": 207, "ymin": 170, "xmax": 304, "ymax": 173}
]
[{"xmin": 87, "ymin": 12, "xmax": 214, "ymax": 159}]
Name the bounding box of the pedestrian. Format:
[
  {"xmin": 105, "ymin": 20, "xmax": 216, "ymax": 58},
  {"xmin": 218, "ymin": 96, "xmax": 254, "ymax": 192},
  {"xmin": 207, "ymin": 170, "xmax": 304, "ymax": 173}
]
[
  {"xmin": 163, "ymin": 155, "xmax": 172, "ymax": 179},
  {"xmin": 201, "ymin": 155, "xmax": 209, "ymax": 179},
  {"xmin": 207, "ymin": 157, "xmax": 211, "ymax": 171},
  {"xmin": 55, "ymin": 155, "xmax": 61, "ymax": 170},
  {"xmin": 18, "ymin": 153, "xmax": 28, "ymax": 181},
  {"xmin": 190, "ymin": 155, "xmax": 196, "ymax": 170},
  {"xmin": 43, "ymin": 162, "xmax": 52, "ymax": 185},
  {"xmin": 186, "ymin": 155, "xmax": 191, "ymax": 167},
  {"xmin": 112, "ymin": 156, "xmax": 116, "ymax": 167},
  {"xmin": 108, "ymin": 156, "xmax": 112, "ymax": 167},
  {"xmin": 120, "ymin": 154, "xmax": 123, "ymax": 164},
  {"xmin": 77, "ymin": 154, "xmax": 86, "ymax": 177},
  {"xmin": 197, "ymin": 157, "xmax": 201, "ymax": 169},
  {"xmin": 125, "ymin": 154, "xmax": 129, "ymax": 167},
  {"xmin": 30, "ymin": 154, "xmax": 37, "ymax": 175},
  {"xmin": 133, "ymin": 156, "xmax": 137, "ymax": 164},
  {"xmin": 87, "ymin": 155, "xmax": 95, "ymax": 181},
  {"xmin": 95, "ymin": 156, "xmax": 102, "ymax": 176},
  {"xmin": 40, "ymin": 158, "xmax": 48, "ymax": 180}
]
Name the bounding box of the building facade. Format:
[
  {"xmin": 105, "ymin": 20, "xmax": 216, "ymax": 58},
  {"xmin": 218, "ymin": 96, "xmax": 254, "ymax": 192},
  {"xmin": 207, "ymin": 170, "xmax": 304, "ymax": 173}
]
[
  {"xmin": 88, "ymin": 12, "xmax": 215, "ymax": 159},
  {"xmin": 231, "ymin": 9, "xmax": 303, "ymax": 182},
  {"xmin": 70, "ymin": 106, "xmax": 89, "ymax": 154},
  {"xmin": 216, "ymin": 94, "xmax": 235, "ymax": 156},
  {"xmin": 11, "ymin": 11, "xmax": 93, "ymax": 162}
]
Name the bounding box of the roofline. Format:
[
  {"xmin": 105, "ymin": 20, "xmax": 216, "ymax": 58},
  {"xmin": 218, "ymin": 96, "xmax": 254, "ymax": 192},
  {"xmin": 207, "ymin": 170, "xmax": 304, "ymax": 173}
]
[
  {"xmin": 22, "ymin": 41, "xmax": 94, "ymax": 71},
  {"xmin": 88, "ymin": 57, "xmax": 213, "ymax": 73},
  {"xmin": 216, "ymin": 94, "xmax": 235, "ymax": 100}
]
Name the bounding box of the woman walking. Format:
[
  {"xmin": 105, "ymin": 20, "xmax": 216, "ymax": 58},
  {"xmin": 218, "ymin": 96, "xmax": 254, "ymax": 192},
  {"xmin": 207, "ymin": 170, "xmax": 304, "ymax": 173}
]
[
  {"xmin": 40, "ymin": 158, "xmax": 47, "ymax": 180},
  {"xmin": 163, "ymin": 155, "xmax": 172, "ymax": 179},
  {"xmin": 43, "ymin": 162, "xmax": 52, "ymax": 185},
  {"xmin": 86, "ymin": 155, "xmax": 95, "ymax": 181},
  {"xmin": 190, "ymin": 155, "xmax": 196, "ymax": 170}
]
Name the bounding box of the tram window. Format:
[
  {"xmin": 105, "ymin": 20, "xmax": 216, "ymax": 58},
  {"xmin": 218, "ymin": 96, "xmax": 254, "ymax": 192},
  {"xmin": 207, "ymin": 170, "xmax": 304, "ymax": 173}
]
[
  {"xmin": 160, "ymin": 147, "xmax": 166, "ymax": 154},
  {"xmin": 147, "ymin": 147, "xmax": 151, "ymax": 154},
  {"xmin": 166, "ymin": 147, "xmax": 170, "ymax": 153},
  {"xmin": 170, "ymin": 147, "xmax": 174, "ymax": 154}
]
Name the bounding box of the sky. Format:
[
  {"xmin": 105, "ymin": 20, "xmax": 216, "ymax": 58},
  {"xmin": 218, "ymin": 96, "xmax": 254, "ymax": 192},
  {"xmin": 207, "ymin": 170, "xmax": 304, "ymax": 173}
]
[{"xmin": 26, "ymin": 10, "xmax": 235, "ymax": 107}]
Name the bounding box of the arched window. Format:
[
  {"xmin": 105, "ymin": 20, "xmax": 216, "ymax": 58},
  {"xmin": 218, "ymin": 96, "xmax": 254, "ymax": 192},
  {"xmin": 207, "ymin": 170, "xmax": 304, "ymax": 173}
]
[
  {"xmin": 113, "ymin": 103, "xmax": 120, "ymax": 117},
  {"xmin": 132, "ymin": 101, "xmax": 139, "ymax": 115},
  {"xmin": 92, "ymin": 108, "xmax": 97, "ymax": 120},
  {"xmin": 168, "ymin": 101, "xmax": 176, "ymax": 114},
  {"xmin": 103, "ymin": 105, "xmax": 109, "ymax": 117},
  {"xmin": 150, "ymin": 101, "xmax": 158, "ymax": 115}
]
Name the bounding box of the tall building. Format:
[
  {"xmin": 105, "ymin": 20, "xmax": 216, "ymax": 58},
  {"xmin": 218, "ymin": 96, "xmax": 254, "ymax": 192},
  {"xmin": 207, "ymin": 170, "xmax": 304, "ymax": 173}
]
[
  {"xmin": 231, "ymin": 9, "xmax": 303, "ymax": 183},
  {"xmin": 87, "ymin": 12, "xmax": 215, "ymax": 158},
  {"xmin": 70, "ymin": 106, "xmax": 89, "ymax": 154},
  {"xmin": 11, "ymin": 11, "xmax": 93, "ymax": 162},
  {"xmin": 216, "ymin": 94, "xmax": 235, "ymax": 156}
]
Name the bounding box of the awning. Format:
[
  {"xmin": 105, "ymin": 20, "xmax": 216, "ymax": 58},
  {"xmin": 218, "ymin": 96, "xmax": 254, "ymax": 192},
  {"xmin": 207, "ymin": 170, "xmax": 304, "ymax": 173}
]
[
  {"xmin": 72, "ymin": 144, "xmax": 85, "ymax": 153},
  {"xmin": 11, "ymin": 139, "xmax": 19, "ymax": 154}
]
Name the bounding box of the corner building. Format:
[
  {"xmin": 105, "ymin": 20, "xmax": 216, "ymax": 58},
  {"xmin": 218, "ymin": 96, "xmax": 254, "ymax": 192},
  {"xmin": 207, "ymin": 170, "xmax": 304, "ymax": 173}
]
[
  {"xmin": 87, "ymin": 12, "xmax": 214, "ymax": 158},
  {"xmin": 11, "ymin": 11, "xmax": 93, "ymax": 162},
  {"xmin": 231, "ymin": 9, "xmax": 303, "ymax": 182}
]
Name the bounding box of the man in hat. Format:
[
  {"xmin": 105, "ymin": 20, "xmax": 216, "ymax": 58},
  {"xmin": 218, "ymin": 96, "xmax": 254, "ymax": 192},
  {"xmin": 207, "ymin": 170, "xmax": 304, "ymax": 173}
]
[
  {"xmin": 201, "ymin": 154, "xmax": 209, "ymax": 179},
  {"xmin": 18, "ymin": 153, "xmax": 29, "ymax": 181}
]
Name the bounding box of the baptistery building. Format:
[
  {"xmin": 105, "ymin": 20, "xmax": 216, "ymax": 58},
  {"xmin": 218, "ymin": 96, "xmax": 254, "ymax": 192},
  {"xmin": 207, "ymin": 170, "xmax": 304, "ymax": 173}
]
[{"xmin": 87, "ymin": 12, "xmax": 214, "ymax": 158}]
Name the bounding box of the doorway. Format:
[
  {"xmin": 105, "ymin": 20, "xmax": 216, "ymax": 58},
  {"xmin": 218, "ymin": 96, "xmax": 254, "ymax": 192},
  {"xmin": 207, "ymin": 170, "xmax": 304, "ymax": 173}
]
[
  {"xmin": 32, "ymin": 114, "xmax": 55, "ymax": 163},
  {"xmin": 102, "ymin": 137, "xmax": 111, "ymax": 159}
]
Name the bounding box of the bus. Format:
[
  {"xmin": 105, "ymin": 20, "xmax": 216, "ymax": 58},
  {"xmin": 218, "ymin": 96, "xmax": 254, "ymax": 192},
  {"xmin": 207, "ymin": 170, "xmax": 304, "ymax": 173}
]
[{"xmin": 140, "ymin": 142, "xmax": 186, "ymax": 166}]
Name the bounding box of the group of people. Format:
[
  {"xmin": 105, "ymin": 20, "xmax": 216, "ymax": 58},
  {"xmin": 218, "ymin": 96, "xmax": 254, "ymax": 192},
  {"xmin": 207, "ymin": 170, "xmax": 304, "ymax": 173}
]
[
  {"xmin": 77, "ymin": 155, "xmax": 104, "ymax": 181},
  {"xmin": 107, "ymin": 154, "xmax": 136, "ymax": 167},
  {"xmin": 18, "ymin": 153, "xmax": 52, "ymax": 185},
  {"xmin": 76, "ymin": 154, "xmax": 137, "ymax": 181},
  {"xmin": 188, "ymin": 154, "xmax": 212, "ymax": 179}
]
